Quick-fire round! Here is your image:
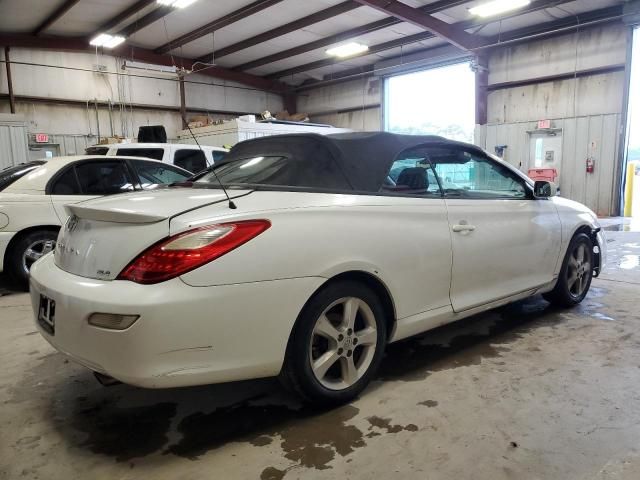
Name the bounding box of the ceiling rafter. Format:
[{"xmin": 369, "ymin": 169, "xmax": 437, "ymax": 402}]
[
  {"xmin": 155, "ymin": 0, "xmax": 284, "ymax": 55},
  {"xmin": 33, "ymin": 0, "xmax": 83, "ymax": 36},
  {"xmin": 0, "ymin": 32, "xmax": 289, "ymax": 93},
  {"xmin": 352, "ymin": 0, "xmax": 484, "ymax": 50},
  {"xmin": 91, "ymin": 0, "xmax": 156, "ymax": 36},
  {"xmin": 266, "ymin": 0, "xmax": 582, "ymax": 79},
  {"xmin": 234, "ymin": 0, "xmax": 470, "ymax": 71},
  {"xmin": 267, "ymin": 31, "xmax": 436, "ymax": 79},
  {"xmin": 195, "ymin": 0, "xmax": 362, "ymax": 64},
  {"xmin": 295, "ymin": 4, "xmax": 625, "ymax": 90},
  {"xmin": 116, "ymin": 4, "xmax": 175, "ymax": 38}
]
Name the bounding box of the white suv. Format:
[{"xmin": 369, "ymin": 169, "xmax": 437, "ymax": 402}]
[{"xmin": 86, "ymin": 143, "xmax": 227, "ymax": 173}]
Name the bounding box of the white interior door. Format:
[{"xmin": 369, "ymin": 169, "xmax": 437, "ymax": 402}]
[{"xmin": 529, "ymin": 133, "xmax": 563, "ymax": 172}]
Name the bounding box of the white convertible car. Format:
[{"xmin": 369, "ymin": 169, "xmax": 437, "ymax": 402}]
[
  {"xmin": 0, "ymin": 156, "xmax": 191, "ymax": 286},
  {"xmin": 30, "ymin": 133, "xmax": 605, "ymax": 404}
]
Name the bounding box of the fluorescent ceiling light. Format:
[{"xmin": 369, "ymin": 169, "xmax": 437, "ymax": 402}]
[
  {"xmin": 89, "ymin": 33, "xmax": 125, "ymax": 48},
  {"xmin": 326, "ymin": 42, "xmax": 369, "ymax": 58},
  {"xmin": 157, "ymin": 0, "xmax": 198, "ymax": 7},
  {"xmin": 469, "ymin": 0, "xmax": 530, "ymax": 17}
]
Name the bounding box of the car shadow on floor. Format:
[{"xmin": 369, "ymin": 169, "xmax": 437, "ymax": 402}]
[
  {"xmin": 0, "ymin": 272, "xmax": 22, "ymax": 295},
  {"xmin": 39, "ymin": 294, "xmax": 568, "ymax": 465}
]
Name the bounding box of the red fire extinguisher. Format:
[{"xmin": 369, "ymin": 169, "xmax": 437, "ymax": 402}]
[{"xmin": 586, "ymin": 157, "xmax": 595, "ymax": 174}]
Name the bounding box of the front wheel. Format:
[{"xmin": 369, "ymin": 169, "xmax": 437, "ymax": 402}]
[
  {"xmin": 544, "ymin": 233, "xmax": 594, "ymax": 307},
  {"xmin": 280, "ymin": 281, "xmax": 387, "ymax": 405}
]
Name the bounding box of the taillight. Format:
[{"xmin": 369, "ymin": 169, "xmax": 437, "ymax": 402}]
[{"xmin": 117, "ymin": 220, "xmax": 271, "ymax": 284}]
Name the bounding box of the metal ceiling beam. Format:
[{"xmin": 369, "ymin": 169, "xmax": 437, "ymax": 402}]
[
  {"xmin": 92, "ymin": 0, "xmax": 156, "ymax": 35},
  {"xmin": 117, "ymin": 5, "xmax": 175, "ymax": 37},
  {"xmin": 295, "ymin": 4, "xmax": 624, "ymax": 90},
  {"xmin": 351, "ymin": 0, "xmax": 484, "ymax": 51},
  {"xmin": 267, "ymin": 0, "xmax": 584, "ymax": 79},
  {"xmin": 0, "ymin": 32, "xmax": 288, "ymax": 93},
  {"xmin": 235, "ymin": 0, "xmax": 469, "ymax": 71},
  {"xmin": 33, "ymin": 0, "xmax": 83, "ymax": 36},
  {"xmin": 155, "ymin": 0, "xmax": 284, "ymax": 54},
  {"xmin": 196, "ymin": 0, "xmax": 362, "ymax": 63},
  {"xmin": 267, "ymin": 31, "xmax": 436, "ymax": 79}
]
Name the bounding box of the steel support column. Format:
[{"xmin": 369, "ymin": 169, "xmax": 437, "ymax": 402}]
[
  {"xmin": 4, "ymin": 47, "xmax": 15, "ymax": 114},
  {"xmin": 474, "ymin": 54, "xmax": 489, "ymax": 126}
]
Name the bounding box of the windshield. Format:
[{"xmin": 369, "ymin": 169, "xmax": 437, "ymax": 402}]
[
  {"xmin": 195, "ymin": 139, "xmax": 351, "ymax": 191},
  {"xmin": 0, "ymin": 162, "xmax": 46, "ymax": 191}
]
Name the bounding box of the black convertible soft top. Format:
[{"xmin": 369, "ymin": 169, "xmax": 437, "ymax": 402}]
[{"xmin": 221, "ymin": 131, "xmax": 484, "ymax": 192}]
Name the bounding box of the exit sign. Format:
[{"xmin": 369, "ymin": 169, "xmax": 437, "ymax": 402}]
[
  {"xmin": 537, "ymin": 120, "xmax": 551, "ymax": 129},
  {"xmin": 34, "ymin": 133, "xmax": 49, "ymax": 143}
]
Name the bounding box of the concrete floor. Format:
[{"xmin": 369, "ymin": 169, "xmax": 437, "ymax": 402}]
[{"xmin": 1, "ymin": 219, "xmax": 640, "ymax": 480}]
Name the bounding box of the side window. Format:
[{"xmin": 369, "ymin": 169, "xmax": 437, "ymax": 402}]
[
  {"xmin": 212, "ymin": 150, "xmax": 227, "ymax": 163},
  {"xmin": 380, "ymin": 148, "xmax": 442, "ymax": 197},
  {"xmin": 115, "ymin": 148, "xmax": 164, "ymax": 161},
  {"xmin": 174, "ymin": 150, "xmax": 208, "ymax": 173},
  {"xmin": 430, "ymin": 148, "xmax": 527, "ymax": 199},
  {"xmin": 74, "ymin": 161, "xmax": 134, "ymax": 195},
  {"xmin": 51, "ymin": 167, "xmax": 81, "ymax": 195},
  {"xmin": 131, "ymin": 160, "xmax": 191, "ymax": 189}
]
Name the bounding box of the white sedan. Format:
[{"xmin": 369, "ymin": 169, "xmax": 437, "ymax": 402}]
[
  {"xmin": 0, "ymin": 156, "xmax": 191, "ymax": 286},
  {"xmin": 30, "ymin": 133, "xmax": 605, "ymax": 404}
]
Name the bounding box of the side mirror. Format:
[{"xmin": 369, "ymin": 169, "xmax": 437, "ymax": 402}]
[{"xmin": 534, "ymin": 181, "xmax": 557, "ymax": 199}]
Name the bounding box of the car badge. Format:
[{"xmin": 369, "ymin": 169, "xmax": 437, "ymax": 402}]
[{"xmin": 66, "ymin": 215, "xmax": 79, "ymax": 233}]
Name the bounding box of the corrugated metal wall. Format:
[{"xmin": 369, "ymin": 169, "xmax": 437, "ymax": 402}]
[
  {"xmin": 49, "ymin": 135, "xmax": 95, "ymax": 156},
  {"xmin": 0, "ymin": 115, "xmax": 29, "ymax": 168},
  {"xmin": 477, "ymin": 113, "xmax": 621, "ymax": 217},
  {"xmin": 312, "ymin": 108, "xmax": 381, "ymax": 131}
]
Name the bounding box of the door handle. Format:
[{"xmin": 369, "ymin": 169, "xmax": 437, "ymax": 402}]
[{"xmin": 452, "ymin": 224, "xmax": 476, "ymax": 233}]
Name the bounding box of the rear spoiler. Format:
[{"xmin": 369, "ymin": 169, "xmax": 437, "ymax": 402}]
[{"xmin": 65, "ymin": 204, "xmax": 167, "ymax": 224}]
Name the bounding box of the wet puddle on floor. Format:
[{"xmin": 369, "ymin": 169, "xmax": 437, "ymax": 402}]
[
  {"xmin": 8, "ymin": 287, "xmax": 619, "ymax": 478},
  {"xmin": 620, "ymin": 255, "xmax": 640, "ymax": 270}
]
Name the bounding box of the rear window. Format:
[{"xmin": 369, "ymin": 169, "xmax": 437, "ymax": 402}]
[
  {"xmin": 174, "ymin": 149, "xmax": 207, "ymax": 173},
  {"xmin": 130, "ymin": 159, "xmax": 191, "ymax": 188},
  {"xmin": 115, "ymin": 148, "xmax": 164, "ymax": 161},
  {"xmin": 0, "ymin": 162, "xmax": 46, "ymax": 191},
  {"xmin": 85, "ymin": 146, "xmax": 109, "ymax": 155},
  {"xmin": 195, "ymin": 139, "xmax": 350, "ymax": 191},
  {"xmin": 212, "ymin": 151, "xmax": 227, "ymax": 163}
]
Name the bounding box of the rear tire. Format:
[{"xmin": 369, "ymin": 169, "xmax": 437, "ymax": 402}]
[
  {"xmin": 543, "ymin": 233, "xmax": 594, "ymax": 308},
  {"xmin": 6, "ymin": 229, "xmax": 58, "ymax": 290},
  {"xmin": 280, "ymin": 280, "xmax": 387, "ymax": 405}
]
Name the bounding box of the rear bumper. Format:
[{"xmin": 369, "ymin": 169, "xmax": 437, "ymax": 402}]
[
  {"xmin": 0, "ymin": 231, "xmax": 16, "ymax": 272},
  {"xmin": 30, "ymin": 255, "xmax": 324, "ymax": 388}
]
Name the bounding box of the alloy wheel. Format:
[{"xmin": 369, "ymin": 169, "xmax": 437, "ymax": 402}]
[
  {"xmin": 566, "ymin": 242, "xmax": 591, "ymax": 298},
  {"xmin": 309, "ymin": 296, "xmax": 378, "ymax": 390},
  {"xmin": 22, "ymin": 240, "xmax": 55, "ymax": 275}
]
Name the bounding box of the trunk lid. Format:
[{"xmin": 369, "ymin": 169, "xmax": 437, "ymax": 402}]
[{"xmin": 54, "ymin": 188, "xmax": 250, "ymax": 280}]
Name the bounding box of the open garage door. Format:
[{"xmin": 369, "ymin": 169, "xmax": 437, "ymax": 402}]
[
  {"xmin": 383, "ymin": 62, "xmax": 476, "ymax": 144},
  {"xmin": 624, "ymin": 26, "xmax": 640, "ymax": 225}
]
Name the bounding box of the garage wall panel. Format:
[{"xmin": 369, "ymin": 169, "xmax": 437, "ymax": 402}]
[
  {"xmin": 487, "ymin": 72, "xmax": 626, "ymax": 124},
  {"xmin": 311, "ymin": 108, "xmax": 381, "ymax": 131},
  {"xmin": 477, "ymin": 113, "xmax": 621, "ymax": 216},
  {"xmin": 0, "ymin": 115, "xmax": 29, "ymax": 167},
  {"xmin": 489, "ymin": 23, "xmax": 627, "ymax": 85},
  {"xmin": 0, "ymin": 48, "xmax": 283, "ymax": 140},
  {"xmin": 303, "ymin": 77, "xmax": 382, "ymax": 131}
]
